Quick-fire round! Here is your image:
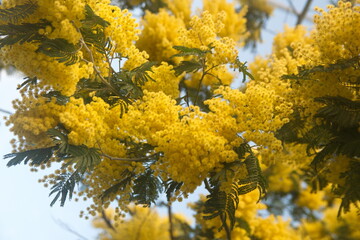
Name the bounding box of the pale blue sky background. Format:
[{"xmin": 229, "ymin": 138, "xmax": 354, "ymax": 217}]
[{"xmin": 0, "ymin": 1, "xmax": 329, "ymax": 239}]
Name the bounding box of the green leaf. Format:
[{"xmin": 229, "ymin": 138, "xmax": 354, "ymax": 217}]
[
  {"xmin": 4, "ymin": 147, "xmax": 55, "ymax": 167},
  {"xmin": 36, "ymin": 38, "xmax": 81, "ymax": 65},
  {"xmin": 42, "ymin": 91, "xmax": 70, "ymax": 105},
  {"xmin": 174, "ymin": 60, "xmax": 202, "ymax": 76},
  {"xmin": 49, "ymin": 172, "xmax": 81, "ymax": 206},
  {"xmin": 203, "ymin": 185, "xmax": 239, "ymax": 230},
  {"xmin": 100, "ymin": 169, "xmax": 134, "ymax": 201},
  {"xmin": 235, "ymin": 217, "xmax": 251, "ymax": 235},
  {"xmin": 172, "ymin": 45, "xmax": 211, "ymax": 58},
  {"xmin": 17, "ymin": 76, "xmax": 37, "ymax": 90},
  {"xmin": 130, "ymin": 61, "xmax": 157, "ymax": 86},
  {"xmin": 315, "ymin": 96, "xmax": 360, "ymax": 130},
  {"xmin": 0, "ymin": 1, "xmax": 38, "ymax": 23},
  {"xmin": 238, "ymin": 154, "xmax": 267, "ymax": 199},
  {"xmin": 233, "ymin": 59, "xmax": 254, "ymax": 82},
  {"xmin": 164, "ymin": 180, "xmax": 183, "ymax": 200},
  {"xmin": 81, "ymin": 4, "xmax": 110, "ymax": 28},
  {"xmin": 131, "ymin": 169, "xmax": 162, "ymax": 206},
  {"xmin": 62, "ymin": 145, "xmax": 101, "ymax": 174},
  {"xmin": 0, "ymin": 20, "xmax": 49, "ymax": 48}
]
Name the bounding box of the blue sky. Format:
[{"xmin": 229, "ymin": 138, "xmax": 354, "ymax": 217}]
[{"xmin": 0, "ymin": 1, "xmax": 329, "ymax": 239}]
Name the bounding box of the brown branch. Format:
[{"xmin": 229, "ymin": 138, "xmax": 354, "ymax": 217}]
[
  {"xmin": 296, "ymin": 0, "xmax": 313, "ymax": 26},
  {"xmin": 0, "ymin": 108, "xmax": 12, "ymax": 115},
  {"xmin": 167, "ymin": 202, "xmax": 175, "ymax": 240},
  {"xmin": 221, "ymin": 214, "xmax": 232, "ymax": 240},
  {"xmin": 100, "ymin": 153, "xmax": 154, "ymax": 162}
]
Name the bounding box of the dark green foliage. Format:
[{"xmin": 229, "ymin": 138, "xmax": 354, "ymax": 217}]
[
  {"xmin": 80, "ymin": 4, "xmax": 111, "ymax": 55},
  {"xmin": 36, "ymin": 38, "xmax": 81, "ymax": 65},
  {"xmin": 235, "ymin": 217, "xmax": 251, "ymax": 235},
  {"xmin": 61, "ymin": 146, "xmax": 101, "ymax": 174},
  {"xmin": 42, "ymin": 91, "xmax": 70, "ymax": 105},
  {"xmin": 0, "ymin": 20, "xmax": 49, "ymax": 48},
  {"xmin": 4, "ymin": 127, "xmax": 102, "ymax": 206},
  {"xmin": 315, "ymin": 96, "xmax": 360, "ymax": 130},
  {"xmin": 238, "ymin": 155, "xmax": 267, "ymax": 198},
  {"xmin": 282, "ymin": 56, "xmax": 360, "ymax": 81},
  {"xmin": 49, "ymin": 172, "xmax": 81, "ymax": 206},
  {"xmin": 4, "ymin": 147, "xmax": 55, "ymax": 167},
  {"xmin": 131, "ymin": 169, "xmax": 162, "ymax": 206},
  {"xmin": 17, "ymin": 76, "xmax": 38, "ymax": 90},
  {"xmin": 240, "ymin": 2, "xmax": 271, "ymax": 50},
  {"xmin": 172, "ymin": 46, "xmax": 211, "ymax": 58},
  {"xmin": 275, "ymin": 109, "xmax": 305, "ymax": 143},
  {"xmin": 0, "ymin": 1, "xmax": 37, "ymax": 23},
  {"xmin": 82, "ymin": 4, "xmax": 110, "ymax": 28},
  {"xmin": 335, "ymin": 161, "xmax": 360, "ymax": 216},
  {"xmin": 174, "ymin": 60, "xmax": 203, "ymax": 76},
  {"xmin": 232, "ymin": 58, "xmax": 254, "ymax": 82},
  {"xmin": 203, "ymin": 183, "xmax": 240, "ymax": 231},
  {"xmin": 203, "ymin": 144, "xmax": 266, "ymax": 231},
  {"xmin": 172, "ymin": 45, "xmax": 209, "ymax": 76},
  {"xmin": 100, "ymin": 169, "xmax": 134, "ymax": 201},
  {"xmin": 164, "ymin": 180, "xmax": 183, "ymax": 200}
]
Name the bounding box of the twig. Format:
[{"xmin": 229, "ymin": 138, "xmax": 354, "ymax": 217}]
[
  {"xmin": 286, "ymin": 0, "xmax": 299, "ymax": 16},
  {"xmin": 268, "ymin": 0, "xmax": 313, "ymax": 23},
  {"xmin": 0, "ymin": 108, "xmax": 12, "ymax": 115},
  {"xmin": 52, "ymin": 217, "xmax": 88, "ymax": 240},
  {"xmin": 296, "ymin": 0, "xmax": 313, "ymax": 26},
  {"xmin": 100, "ymin": 153, "xmax": 156, "ymax": 162},
  {"xmin": 167, "ymin": 201, "xmax": 175, "ymax": 240},
  {"xmin": 221, "ymin": 214, "xmax": 232, "ymax": 240}
]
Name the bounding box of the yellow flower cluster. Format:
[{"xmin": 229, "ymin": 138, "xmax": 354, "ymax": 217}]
[
  {"xmin": 203, "ymin": 0, "xmax": 248, "ymax": 43},
  {"xmin": 93, "ymin": 206, "xmax": 190, "ymax": 240},
  {"xmin": 301, "ymin": 199, "xmax": 360, "ymax": 239},
  {"xmin": 164, "ymin": 0, "xmax": 192, "ymax": 24},
  {"xmin": 0, "ymin": 0, "xmax": 149, "ymax": 95},
  {"xmin": 252, "ymin": 215, "xmax": 300, "ymax": 240},
  {"xmin": 136, "ymin": 9, "xmax": 186, "ymax": 62},
  {"xmin": 6, "ymin": 88, "xmax": 64, "ymax": 150},
  {"xmin": 143, "ymin": 62, "xmax": 182, "ymax": 98},
  {"xmin": 296, "ymin": 186, "xmax": 326, "ymax": 210},
  {"xmin": 206, "ymin": 85, "xmax": 292, "ymax": 158}
]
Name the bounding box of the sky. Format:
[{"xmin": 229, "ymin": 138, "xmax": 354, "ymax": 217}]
[{"xmin": 0, "ymin": 1, "xmax": 329, "ymax": 239}]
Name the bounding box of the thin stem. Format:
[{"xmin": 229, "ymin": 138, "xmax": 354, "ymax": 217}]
[
  {"xmin": 220, "ymin": 214, "xmax": 232, "ymax": 240},
  {"xmin": 101, "ymin": 153, "xmax": 155, "ymax": 162},
  {"xmin": 0, "ymin": 108, "xmax": 12, "ymax": 115},
  {"xmin": 193, "ymin": 63, "xmax": 220, "ymax": 106},
  {"xmin": 296, "ymin": 0, "xmax": 313, "ymax": 26},
  {"xmin": 204, "ymin": 178, "xmax": 212, "ymax": 192},
  {"xmin": 167, "ymin": 201, "xmax": 175, "ymax": 240}
]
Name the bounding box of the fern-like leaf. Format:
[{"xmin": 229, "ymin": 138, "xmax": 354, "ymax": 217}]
[
  {"xmin": 0, "ymin": 1, "xmax": 37, "ymax": 23},
  {"xmin": 4, "ymin": 147, "xmax": 55, "ymax": 167},
  {"xmin": 81, "ymin": 4, "xmax": 109, "ymax": 28},
  {"xmin": 0, "ymin": 20, "xmax": 49, "ymax": 48},
  {"xmin": 100, "ymin": 170, "xmax": 134, "ymax": 201},
  {"xmin": 315, "ymin": 96, "xmax": 360, "ymax": 129},
  {"xmin": 49, "ymin": 172, "xmax": 81, "ymax": 206},
  {"xmin": 131, "ymin": 169, "xmax": 162, "ymax": 206},
  {"xmin": 172, "ymin": 45, "xmax": 211, "ymax": 58},
  {"xmin": 203, "ymin": 184, "xmax": 240, "ymax": 230},
  {"xmin": 174, "ymin": 60, "xmax": 202, "ymax": 76},
  {"xmin": 238, "ymin": 154, "xmax": 267, "ymax": 199},
  {"xmin": 36, "ymin": 38, "xmax": 81, "ymax": 65}
]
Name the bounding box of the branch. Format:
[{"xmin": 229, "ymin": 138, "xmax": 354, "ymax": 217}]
[
  {"xmin": 167, "ymin": 201, "xmax": 175, "ymax": 240},
  {"xmin": 0, "ymin": 108, "xmax": 12, "ymax": 115},
  {"xmin": 296, "ymin": 0, "xmax": 313, "ymax": 26},
  {"xmin": 101, "ymin": 153, "xmax": 156, "ymax": 162},
  {"xmin": 268, "ymin": 0, "xmax": 313, "ymax": 23}
]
